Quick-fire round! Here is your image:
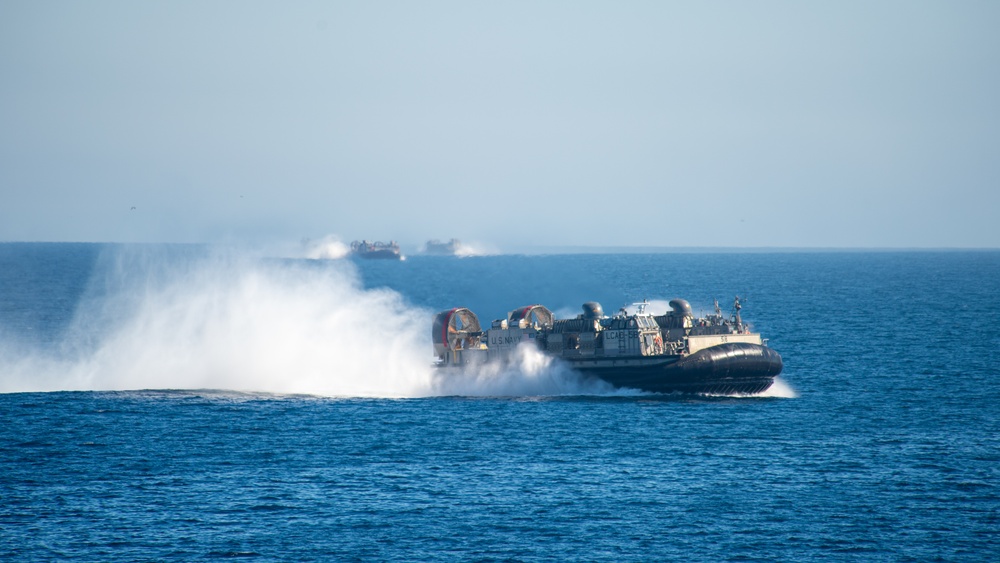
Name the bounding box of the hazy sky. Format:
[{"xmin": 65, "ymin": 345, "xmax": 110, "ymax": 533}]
[{"xmin": 1, "ymin": 1, "xmax": 998, "ymax": 249}]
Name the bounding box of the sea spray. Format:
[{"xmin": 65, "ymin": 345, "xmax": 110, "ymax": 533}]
[
  {"xmin": 758, "ymin": 377, "xmax": 798, "ymax": 398},
  {"xmin": 0, "ymin": 248, "xmax": 431, "ymax": 395},
  {"xmin": 430, "ymin": 343, "xmax": 624, "ymax": 397},
  {"xmin": 301, "ymin": 235, "xmax": 351, "ymax": 260}
]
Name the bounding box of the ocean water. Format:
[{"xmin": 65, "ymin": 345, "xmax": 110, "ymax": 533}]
[{"xmin": 1, "ymin": 243, "xmax": 998, "ymax": 561}]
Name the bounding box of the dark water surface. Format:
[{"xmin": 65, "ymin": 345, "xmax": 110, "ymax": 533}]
[{"xmin": 2, "ymin": 244, "xmax": 998, "ymax": 561}]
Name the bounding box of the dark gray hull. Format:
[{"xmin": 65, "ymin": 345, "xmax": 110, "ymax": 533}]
[{"xmin": 568, "ymin": 342, "xmax": 783, "ymax": 395}]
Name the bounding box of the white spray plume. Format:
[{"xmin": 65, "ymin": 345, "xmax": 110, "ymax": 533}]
[
  {"xmin": 430, "ymin": 344, "xmax": 626, "ymax": 397},
  {"xmin": 757, "ymin": 377, "xmax": 798, "ymax": 398},
  {"xmin": 0, "ymin": 254, "xmax": 432, "ymax": 395},
  {"xmin": 301, "ymin": 235, "xmax": 351, "ymax": 260},
  {"xmin": 452, "ymin": 240, "xmax": 499, "ymax": 257}
]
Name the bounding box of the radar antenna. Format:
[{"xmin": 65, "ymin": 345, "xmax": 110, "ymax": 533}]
[{"xmin": 635, "ymin": 300, "xmax": 648, "ymax": 315}]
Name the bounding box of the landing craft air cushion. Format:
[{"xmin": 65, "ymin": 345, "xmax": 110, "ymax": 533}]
[{"xmin": 432, "ymin": 298, "xmax": 783, "ymax": 395}]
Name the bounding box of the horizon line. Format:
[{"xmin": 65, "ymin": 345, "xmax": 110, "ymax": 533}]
[{"xmin": 2, "ymin": 240, "xmax": 998, "ymax": 253}]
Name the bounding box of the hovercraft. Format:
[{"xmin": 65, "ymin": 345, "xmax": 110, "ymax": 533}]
[{"xmin": 432, "ymin": 297, "xmax": 783, "ymax": 395}]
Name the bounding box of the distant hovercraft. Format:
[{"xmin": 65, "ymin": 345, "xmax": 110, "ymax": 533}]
[
  {"xmin": 423, "ymin": 239, "xmax": 463, "ymax": 255},
  {"xmin": 350, "ymin": 240, "xmax": 403, "ymax": 260},
  {"xmin": 432, "ymin": 297, "xmax": 783, "ymax": 395}
]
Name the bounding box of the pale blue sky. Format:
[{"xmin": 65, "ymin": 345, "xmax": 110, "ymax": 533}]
[{"xmin": 1, "ymin": 1, "xmax": 998, "ymax": 249}]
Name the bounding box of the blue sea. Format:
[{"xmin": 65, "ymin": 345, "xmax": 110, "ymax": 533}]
[{"xmin": 2, "ymin": 243, "xmax": 998, "ymax": 561}]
